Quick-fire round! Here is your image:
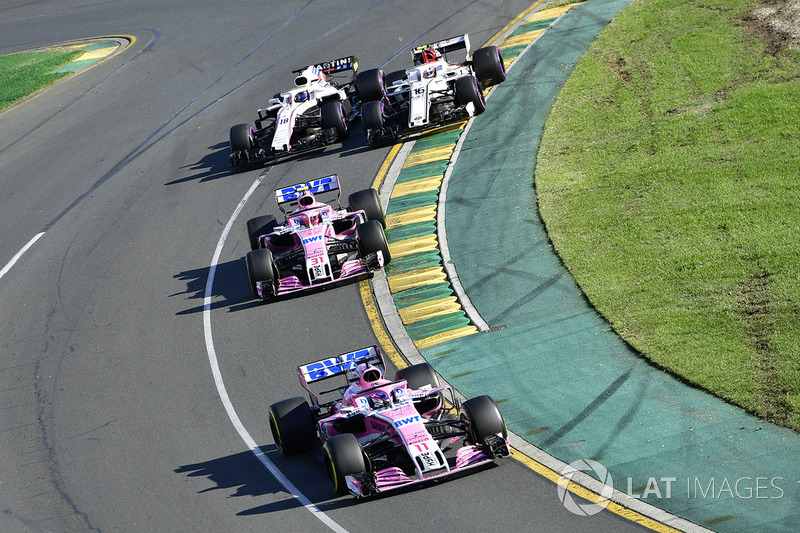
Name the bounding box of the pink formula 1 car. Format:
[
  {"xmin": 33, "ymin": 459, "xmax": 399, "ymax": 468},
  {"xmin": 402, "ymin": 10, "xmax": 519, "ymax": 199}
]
[
  {"xmin": 268, "ymin": 346, "xmax": 510, "ymax": 497},
  {"xmin": 244, "ymin": 175, "xmax": 391, "ymax": 300}
]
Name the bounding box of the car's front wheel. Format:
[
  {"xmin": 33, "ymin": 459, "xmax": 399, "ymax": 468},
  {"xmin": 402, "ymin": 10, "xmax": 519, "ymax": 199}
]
[
  {"xmin": 245, "ymin": 248, "xmax": 278, "ymax": 299},
  {"xmin": 460, "ymin": 395, "xmax": 508, "ymax": 445},
  {"xmin": 361, "ymin": 100, "xmax": 385, "ymax": 141},
  {"xmin": 230, "ymin": 123, "xmax": 254, "ymax": 152},
  {"xmin": 322, "ymin": 433, "xmax": 367, "ymax": 495},
  {"xmin": 455, "ymin": 75, "xmax": 486, "ymax": 116},
  {"xmin": 320, "ymin": 101, "xmax": 348, "ymax": 141},
  {"xmin": 357, "ymin": 220, "xmax": 391, "ymax": 265}
]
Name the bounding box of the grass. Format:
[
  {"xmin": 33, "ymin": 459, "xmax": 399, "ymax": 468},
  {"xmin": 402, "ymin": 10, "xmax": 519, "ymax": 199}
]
[
  {"xmin": 0, "ymin": 48, "xmax": 82, "ymax": 111},
  {"xmin": 536, "ymin": 0, "xmax": 800, "ymax": 430}
]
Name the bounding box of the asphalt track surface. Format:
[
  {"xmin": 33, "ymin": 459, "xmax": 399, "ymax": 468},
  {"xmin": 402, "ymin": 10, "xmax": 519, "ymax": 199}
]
[{"xmin": 0, "ymin": 1, "xmax": 652, "ymax": 532}]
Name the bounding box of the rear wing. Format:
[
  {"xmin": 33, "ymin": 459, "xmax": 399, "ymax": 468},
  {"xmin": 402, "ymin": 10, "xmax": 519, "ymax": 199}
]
[
  {"xmin": 298, "ymin": 346, "xmax": 385, "ymax": 404},
  {"xmin": 412, "ymin": 34, "xmax": 471, "ymax": 63},
  {"xmin": 292, "ymin": 55, "xmax": 358, "ymax": 76},
  {"xmin": 275, "ymin": 174, "xmax": 341, "ymax": 213}
]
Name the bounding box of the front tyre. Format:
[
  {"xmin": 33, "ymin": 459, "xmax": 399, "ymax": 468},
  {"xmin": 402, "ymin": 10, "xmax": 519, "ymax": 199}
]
[
  {"xmin": 455, "ymin": 76, "xmax": 486, "ymax": 116},
  {"xmin": 361, "ymin": 100, "xmax": 385, "ymax": 140},
  {"xmin": 472, "ymin": 45, "xmax": 506, "ymax": 86},
  {"xmin": 268, "ymin": 397, "xmax": 315, "ymax": 456},
  {"xmin": 245, "ymin": 248, "xmax": 277, "ymax": 299},
  {"xmin": 460, "ymin": 395, "xmax": 508, "ymax": 445},
  {"xmin": 320, "ymin": 101, "xmax": 349, "ymax": 141},
  {"xmin": 322, "ymin": 433, "xmax": 367, "ymax": 495},
  {"xmin": 357, "ymin": 220, "xmax": 391, "ymax": 266},
  {"xmin": 230, "ymin": 123, "xmax": 255, "ymax": 152}
]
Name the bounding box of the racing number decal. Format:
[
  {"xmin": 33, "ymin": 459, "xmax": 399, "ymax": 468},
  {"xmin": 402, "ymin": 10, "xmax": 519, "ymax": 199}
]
[
  {"xmin": 414, "ymin": 88, "xmax": 425, "ymax": 95},
  {"xmin": 413, "ymin": 442, "xmax": 429, "ymax": 452},
  {"xmin": 310, "ymin": 256, "xmax": 325, "ymax": 265}
]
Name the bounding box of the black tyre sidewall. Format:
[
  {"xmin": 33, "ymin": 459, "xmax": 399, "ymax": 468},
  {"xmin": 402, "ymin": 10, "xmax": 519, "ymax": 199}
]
[
  {"xmin": 245, "ymin": 248, "xmax": 277, "ymax": 298},
  {"xmin": 246, "ymin": 215, "xmax": 277, "ymax": 250},
  {"xmin": 460, "ymin": 395, "xmax": 507, "ymax": 444},
  {"xmin": 268, "ymin": 397, "xmax": 315, "ymax": 456},
  {"xmin": 455, "ymin": 75, "xmax": 486, "ymax": 115},
  {"xmin": 230, "ymin": 123, "xmax": 253, "ymax": 152},
  {"xmin": 348, "ymin": 188, "xmax": 386, "ymax": 228},
  {"xmin": 320, "ymin": 101, "xmax": 348, "ymax": 140},
  {"xmin": 357, "ymin": 220, "xmax": 391, "ymax": 265},
  {"xmin": 472, "ymin": 45, "xmax": 506, "ymax": 86},
  {"xmin": 356, "ymin": 68, "xmax": 386, "ymax": 102},
  {"xmin": 322, "ymin": 433, "xmax": 366, "ymax": 495}
]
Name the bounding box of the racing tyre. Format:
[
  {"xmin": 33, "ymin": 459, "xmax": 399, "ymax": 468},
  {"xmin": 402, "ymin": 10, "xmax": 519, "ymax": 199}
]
[
  {"xmin": 384, "ymin": 69, "xmax": 406, "ymax": 87},
  {"xmin": 460, "ymin": 395, "xmax": 508, "ymax": 445},
  {"xmin": 245, "ymin": 248, "xmax": 277, "ymax": 299},
  {"xmin": 230, "ymin": 123, "xmax": 255, "ymax": 152},
  {"xmin": 269, "ymin": 397, "xmax": 315, "ymax": 456},
  {"xmin": 320, "ymin": 101, "xmax": 349, "ymax": 141},
  {"xmin": 396, "ymin": 363, "xmax": 442, "ymax": 415},
  {"xmin": 472, "ymin": 45, "xmax": 506, "ymax": 86},
  {"xmin": 323, "ymin": 433, "xmax": 367, "ymax": 495},
  {"xmin": 246, "ymin": 215, "xmax": 278, "ymax": 250},
  {"xmin": 455, "ymin": 75, "xmax": 486, "ymax": 116},
  {"xmin": 348, "ymin": 188, "xmax": 386, "ymax": 228},
  {"xmin": 357, "ymin": 220, "xmax": 391, "ymax": 265},
  {"xmin": 361, "ymin": 100, "xmax": 385, "ymax": 140},
  {"xmin": 356, "ymin": 68, "xmax": 386, "ymax": 102}
]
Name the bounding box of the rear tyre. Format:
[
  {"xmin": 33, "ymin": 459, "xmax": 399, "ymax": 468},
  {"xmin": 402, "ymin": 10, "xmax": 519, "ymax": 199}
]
[
  {"xmin": 472, "ymin": 45, "xmax": 506, "ymax": 86},
  {"xmin": 246, "ymin": 215, "xmax": 278, "ymax": 250},
  {"xmin": 356, "ymin": 68, "xmax": 386, "ymax": 102},
  {"xmin": 268, "ymin": 397, "xmax": 315, "ymax": 456},
  {"xmin": 357, "ymin": 220, "xmax": 391, "ymax": 265},
  {"xmin": 455, "ymin": 76, "xmax": 486, "ymax": 116},
  {"xmin": 320, "ymin": 101, "xmax": 349, "ymax": 141},
  {"xmin": 230, "ymin": 123, "xmax": 254, "ymax": 152},
  {"xmin": 396, "ymin": 363, "xmax": 442, "ymax": 415},
  {"xmin": 245, "ymin": 248, "xmax": 277, "ymax": 299},
  {"xmin": 460, "ymin": 395, "xmax": 508, "ymax": 445},
  {"xmin": 323, "ymin": 433, "xmax": 366, "ymax": 495},
  {"xmin": 348, "ymin": 188, "xmax": 386, "ymax": 228}
]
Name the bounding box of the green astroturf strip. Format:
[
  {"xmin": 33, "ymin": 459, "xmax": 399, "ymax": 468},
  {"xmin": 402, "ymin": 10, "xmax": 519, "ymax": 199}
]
[
  {"xmin": 394, "ymin": 161, "xmax": 449, "ymax": 183},
  {"xmin": 413, "ymin": 129, "xmax": 463, "ymax": 150},
  {"xmin": 385, "ymin": 250, "xmax": 443, "ymax": 277},
  {"xmin": 384, "ymin": 220, "xmax": 436, "ymax": 242},
  {"xmin": 405, "ymin": 312, "xmax": 472, "ymax": 340},
  {"xmin": 392, "ymin": 282, "xmax": 454, "ymax": 308},
  {"xmin": 385, "ymin": 190, "xmax": 439, "ymax": 214}
]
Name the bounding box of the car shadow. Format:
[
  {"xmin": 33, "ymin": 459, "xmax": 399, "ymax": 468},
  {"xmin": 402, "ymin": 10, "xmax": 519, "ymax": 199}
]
[
  {"xmin": 172, "ymin": 257, "xmax": 260, "ymax": 315},
  {"xmin": 166, "ymin": 141, "xmax": 233, "ymax": 186}
]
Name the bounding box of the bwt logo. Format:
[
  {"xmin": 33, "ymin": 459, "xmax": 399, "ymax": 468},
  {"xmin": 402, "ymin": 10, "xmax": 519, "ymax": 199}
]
[
  {"xmin": 557, "ymin": 459, "xmax": 614, "ymax": 516},
  {"xmin": 302, "ymin": 235, "xmax": 323, "ymax": 244},
  {"xmin": 394, "ymin": 416, "xmax": 420, "ymax": 428}
]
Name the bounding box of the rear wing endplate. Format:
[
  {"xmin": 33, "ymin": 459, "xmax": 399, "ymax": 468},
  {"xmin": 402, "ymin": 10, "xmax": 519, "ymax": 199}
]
[{"xmin": 275, "ymin": 174, "xmax": 341, "ymax": 213}]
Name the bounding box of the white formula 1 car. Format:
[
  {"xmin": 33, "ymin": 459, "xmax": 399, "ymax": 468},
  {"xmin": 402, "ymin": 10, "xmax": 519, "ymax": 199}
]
[
  {"xmin": 355, "ymin": 35, "xmax": 506, "ymax": 143},
  {"xmin": 229, "ymin": 56, "xmax": 360, "ymax": 168}
]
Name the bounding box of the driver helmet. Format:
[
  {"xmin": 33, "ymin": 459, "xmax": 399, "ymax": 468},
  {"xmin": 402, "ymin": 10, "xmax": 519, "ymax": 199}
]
[
  {"xmin": 419, "ymin": 47, "xmax": 441, "ymax": 64},
  {"xmin": 309, "ymin": 212, "xmax": 322, "ymax": 225},
  {"xmin": 354, "ymin": 363, "xmax": 383, "ymax": 390},
  {"xmin": 295, "ymin": 91, "xmax": 309, "ymax": 103}
]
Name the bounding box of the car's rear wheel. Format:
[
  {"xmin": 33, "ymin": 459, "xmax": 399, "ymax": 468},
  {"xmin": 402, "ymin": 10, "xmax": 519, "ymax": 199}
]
[
  {"xmin": 455, "ymin": 75, "xmax": 486, "ymax": 116},
  {"xmin": 348, "ymin": 188, "xmax": 386, "ymax": 228},
  {"xmin": 246, "ymin": 215, "xmax": 278, "ymax": 250},
  {"xmin": 356, "ymin": 68, "xmax": 386, "ymax": 102},
  {"xmin": 323, "ymin": 433, "xmax": 367, "ymax": 495},
  {"xmin": 357, "ymin": 220, "xmax": 391, "ymax": 265},
  {"xmin": 230, "ymin": 123, "xmax": 254, "ymax": 152},
  {"xmin": 396, "ymin": 363, "xmax": 442, "ymax": 415},
  {"xmin": 460, "ymin": 395, "xmax": 508, "ymax": 445},
  {"xmin": 472, "ymin": 45, "xmax": 506, "ymax": 86},
  {"xmin": 320, "ymin": 101, "xmax": 349, "ymax": 141},
  {"xmin": 245, "ymin": 248, "xmax": 277, "ymax": 299},
  {"xmin": 269, "ymin": 397, "xmax": 315, "ymax": 456},
  {"xmin": 361, "ymin": 100, "xmax": 385, "ymax": 140}
]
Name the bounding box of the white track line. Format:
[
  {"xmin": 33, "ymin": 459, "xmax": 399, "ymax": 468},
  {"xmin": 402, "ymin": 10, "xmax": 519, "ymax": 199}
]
[
  {"xmin": 203, "ymin": 174, "xmax": 348, "ymax": 533},
  {"xmin": 0, "ymin": 232, "xmax": 45, "ymax": 281}
]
